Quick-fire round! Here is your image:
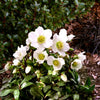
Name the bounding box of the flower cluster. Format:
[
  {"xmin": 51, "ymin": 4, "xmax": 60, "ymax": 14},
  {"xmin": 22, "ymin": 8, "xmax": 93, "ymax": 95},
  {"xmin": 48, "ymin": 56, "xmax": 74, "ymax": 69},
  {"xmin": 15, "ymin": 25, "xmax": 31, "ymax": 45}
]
[
  {"xmin": 4, "ymin": 26, "xmax": 86, "ymax": 78},
  {"xmin": 3, "ymin": 26, "xmax": 89, "ymax": 100}
]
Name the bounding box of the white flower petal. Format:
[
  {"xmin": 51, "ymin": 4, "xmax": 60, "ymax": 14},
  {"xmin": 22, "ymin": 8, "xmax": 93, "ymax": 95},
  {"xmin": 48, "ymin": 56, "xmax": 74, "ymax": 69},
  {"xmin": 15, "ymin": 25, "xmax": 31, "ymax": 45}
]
[
  {"xmin": 67, "ymin": 34, "xmax": 75, "ymax": 41},
  {"xmin": 35, "ymin": 26, "xmax": 44, "ymax": 34},
  {"xmin": 44, "ymin": 29, "xmax": 52, "ymax": 38},
  {"xmin": 12, "ymin": 59, "xmax": 20, "ymax": 66},
  {"xmin": 47, "ymin": 56, "xmax": 54, "ymax": 65}
]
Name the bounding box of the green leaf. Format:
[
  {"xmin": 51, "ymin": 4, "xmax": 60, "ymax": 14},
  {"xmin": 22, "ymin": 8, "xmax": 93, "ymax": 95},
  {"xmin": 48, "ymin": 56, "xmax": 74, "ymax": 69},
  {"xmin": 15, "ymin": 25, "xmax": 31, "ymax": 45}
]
[
  {"xmin": 57, "ymin": 81, "xmax": 65, "ymax": 86},
  {"xmin": 14, "ymin": 89, "xmax": 20, "ymax": 100},
  {"xmin": 0, "ymin": 89, "xmax": 13, "ymax": 96},
  {"xmin": 43, "ymin": 85, "xmax": 51, "ymax": 93},
  {"xmin": 89, "ymin": 85, "xmax": 95, "ymax": 92},
  {"xmin": 53, "ymin": 86, "xmax": 60, "ymax": 91},
  {"xmin": 85, "ymin": 77, "xmax": 91, "ymax": 87},
  {"xmin": 21, "ymin": 82, "xmax": 33, "ymax": 89},
  {"xmin": 21, "ymin": 75, "xmax": 34, "ymax": 85},
  {"xmin": 30, "ymin": 86, "xmax": 44, "ymax": 97}
]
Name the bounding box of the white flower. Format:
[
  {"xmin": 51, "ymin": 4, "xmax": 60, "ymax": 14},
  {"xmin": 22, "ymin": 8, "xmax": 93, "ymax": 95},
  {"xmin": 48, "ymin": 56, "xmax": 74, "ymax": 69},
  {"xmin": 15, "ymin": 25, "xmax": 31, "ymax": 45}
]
[
  {"xmin": 67, "ymin": 34, "xmax": 75, "ymax": 41},
  {"xmin": 78, "ymin": 52, "xmax": 86, "ymax": 62},
  {"xmin": 12, "ymin": 68, "xmax": 17, "ymax": 74},
  {"xmin": 61, "ymin": 73, "xmax": 67, "ymax": 82},
  {"xmin": 13, "ymin": 45, "xmax": 27, "ymax": 61},
  {"xmin": 28, "ymin": 26, "xmax": 53, "ymax": 50},
  {"xmin": 4, "ymin": 62, "xmax": 11, "ymax": 71},
  {"xmin": 25, "ymin": 66, "xmax": 31, "ymax": 74},
  {"xmin": 12, "ymin": 59, "xmax": 20, "ymax": 66},
  {"xmin": 33, "ymin": 50, "xmax": 48, "ymax": 64},
  {"xmin": 52, "ymin": 33, "xmax": 70, "ymax": 56},
  {"xmin": 47, "ymin": 56, "xmax": 65, "ymax": 71},
  {"xmin": 71, "ymin": 59, "xmax": 82, "ymax": 71}
]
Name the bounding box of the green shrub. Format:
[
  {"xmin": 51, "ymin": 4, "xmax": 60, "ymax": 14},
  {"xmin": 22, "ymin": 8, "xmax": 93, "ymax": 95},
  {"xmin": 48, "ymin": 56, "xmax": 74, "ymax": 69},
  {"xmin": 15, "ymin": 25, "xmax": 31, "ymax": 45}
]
[{"xmin": 0, "ymin": 0, "xmax": 95, "ymax": 68}]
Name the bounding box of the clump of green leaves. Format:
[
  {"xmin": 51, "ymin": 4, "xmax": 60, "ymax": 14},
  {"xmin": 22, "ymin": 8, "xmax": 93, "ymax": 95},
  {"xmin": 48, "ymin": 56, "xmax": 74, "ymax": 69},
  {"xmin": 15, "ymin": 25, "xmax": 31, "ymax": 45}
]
[{"xmin": 0, "ymin": 0, "xmax": 95, "ymax": 68}]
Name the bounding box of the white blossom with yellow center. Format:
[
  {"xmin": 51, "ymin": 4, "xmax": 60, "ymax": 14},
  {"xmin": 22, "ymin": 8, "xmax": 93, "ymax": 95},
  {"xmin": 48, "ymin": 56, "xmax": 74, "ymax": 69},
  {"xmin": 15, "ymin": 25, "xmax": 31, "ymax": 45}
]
[
  {"xmin": 47, "ymin": 56, "xmax": 65, "ymax": 71},
  {"xmin": 33, "ymin": 50, "xmax": 48, "ymax": 64},
  {"xmin": 52, "ymin": 32, "xmax": 70, "ymax": 56},
  {"xmin": 28, "ymin": 26, "xmax": 53, "ymax": 50},
  {"xmin": 13, "ymin": 45, "xmax": 27, "ymax": 61},
  {"xmin": 71, "ymin": 59, "xmax": 82, "ymax": 71}
]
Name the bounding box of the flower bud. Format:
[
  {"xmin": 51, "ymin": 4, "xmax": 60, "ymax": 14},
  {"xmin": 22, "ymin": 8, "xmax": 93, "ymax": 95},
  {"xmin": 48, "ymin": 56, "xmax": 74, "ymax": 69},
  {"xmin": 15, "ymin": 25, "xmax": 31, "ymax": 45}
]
[
  {"xmin": 61, "ymin": 73, "xmax": 67, "ymax": 82},
  {"xmin": 13, "ymin": 68, "xmax": 17, "ymax": 74},
  {"xmin": 4, "ymin": 62, "xmax": 11, "ymax": 71},
  {"xmin": 25, "ymin": 66, "xmax": 31, "ymax": 74}
]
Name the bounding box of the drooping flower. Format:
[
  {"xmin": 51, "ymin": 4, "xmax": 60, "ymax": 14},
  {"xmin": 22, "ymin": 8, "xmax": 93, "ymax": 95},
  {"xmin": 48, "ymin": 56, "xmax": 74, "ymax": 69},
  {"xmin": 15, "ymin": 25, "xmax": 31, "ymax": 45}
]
[
  {"xmin": 13, "ymin": 45, "xmax": 27, "ymax": 61},
  {"xmin": 47, "ymin": 56, "xmax": 65, "ymax": 71},
  {"xmin": 25, "ymin": 66, "xmax": 31, "ymax": 74},
  {"xmin": 77, "ymin": 52, "xmax": 86, "ymax": 62},
  {"xmin": 33, "ymin": 50, "xmax": 48, "ymax": 64},
  {"xmin": 4, "ymin": 62, "xmax": 11, "ymax": 71},
  {"xmin": 61, "ymin": 73, "xmax": 67, "ymax": 82},
  {"xmin": 12, "ymin": 59, "xmax": 20, "ymax": 66},
  {"xmin": 71, "ymin": 59, "xmax": 82, "ymax": 71},
  {"xmin": 52, "ymin": 33, "xmax": 70, "ymax": 56},
  {"xmin": 28, "ymin": 26, "xmax": 53, "ymax": 50}
]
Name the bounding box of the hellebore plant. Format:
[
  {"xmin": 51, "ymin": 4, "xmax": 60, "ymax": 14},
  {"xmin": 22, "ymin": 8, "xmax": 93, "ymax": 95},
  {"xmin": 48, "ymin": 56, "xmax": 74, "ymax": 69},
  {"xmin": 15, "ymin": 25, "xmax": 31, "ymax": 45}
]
[{"xmin": 0, "ymin": 26, "xmax": 94, "ymax": 100}]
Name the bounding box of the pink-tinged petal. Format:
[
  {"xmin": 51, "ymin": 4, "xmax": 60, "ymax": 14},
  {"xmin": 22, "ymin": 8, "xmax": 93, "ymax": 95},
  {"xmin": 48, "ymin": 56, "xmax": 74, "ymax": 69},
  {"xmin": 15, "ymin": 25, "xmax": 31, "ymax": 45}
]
[
  {"xmin": 35, "ymin": 26, "xmax": 44, "ymax": 34},
  {"xmin": 59, "ymin": 29, "xmax": 67, "ymax": 35},
  {"xmin": 59, "ymin": 51, "xmax": 66, "ymax": 57},
  {"xmin": 43, "ymin": 29, "xmax": 52, "ymax": 38},
  {"xmin": 31, "ymin": 42, "xmax": 39, "ymax": 48},
  {"xmin": 47, "ymin": 56, "xmax": 54, "ymax": 65},
  {"xmin": 53, "ymin": 34, "xmax": 59, "ymax": 40},
  {"xmin": 59, "ymin": 58, "xmax": 65, "ymax": 65},
  {"xmin": 28, "ymin": 31, "xmax": 35, "ymax": 38},
  {"xmin": 63, "ymin": 43, "xmax": 70, "ymax": 52},
  {"xmin": 44, "ymin": 39, "xmax": 53, "ymax": 48}
]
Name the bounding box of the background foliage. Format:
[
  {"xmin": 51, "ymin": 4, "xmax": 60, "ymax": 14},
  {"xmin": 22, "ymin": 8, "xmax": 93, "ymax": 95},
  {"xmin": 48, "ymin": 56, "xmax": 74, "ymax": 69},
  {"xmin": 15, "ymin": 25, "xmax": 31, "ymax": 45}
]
[{"xmin": 0, "ymin": 0, "xmax": 95, "ymax": 68}]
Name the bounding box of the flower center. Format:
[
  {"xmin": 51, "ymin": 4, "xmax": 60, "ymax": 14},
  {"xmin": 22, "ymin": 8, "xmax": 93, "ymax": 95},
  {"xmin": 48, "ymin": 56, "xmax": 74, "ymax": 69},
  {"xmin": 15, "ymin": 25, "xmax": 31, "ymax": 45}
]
[
  {"xmin": 72, "ymin": 62, "xmax": 78, "ymax": 67},
  {"xmin": 38, "ymin": 53, "xmax": 45, "ymax": 60},
  {"xmin": 53, "ymin": 60, "xmax": 60, "ymax": 66},
  {"xmin": 37, "ymin": 35, "xmax": 45, "ymax": 44},
  {"xmin": 56, "ymin": 41, "xmax": 64, "ymax": 50}
]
